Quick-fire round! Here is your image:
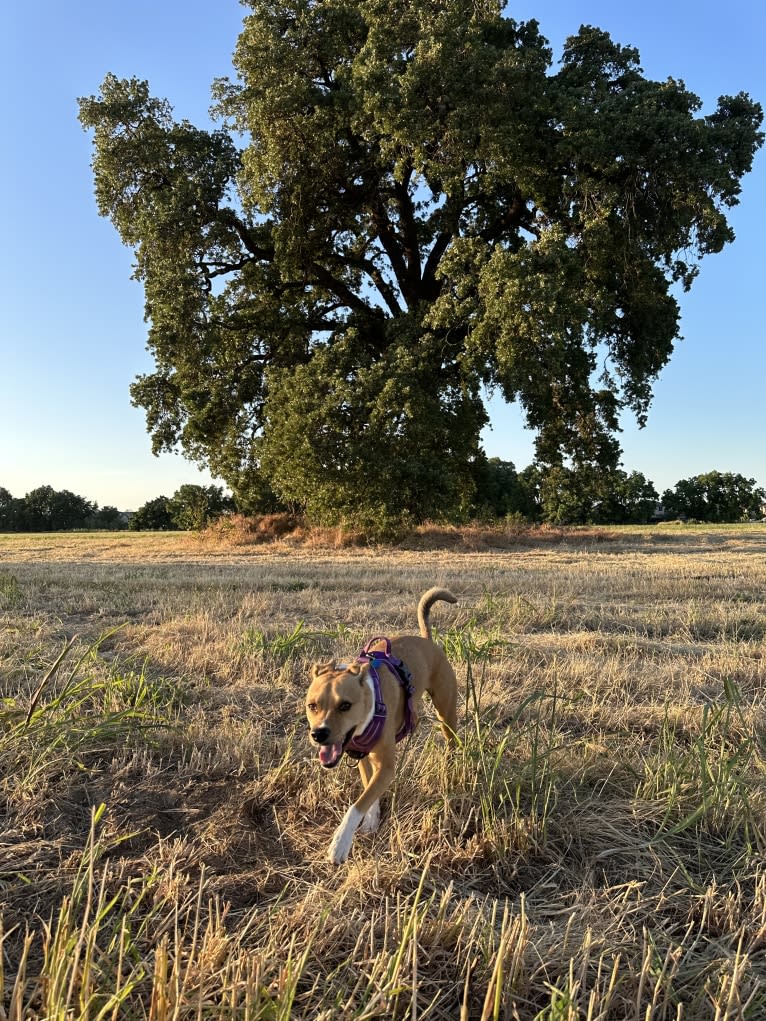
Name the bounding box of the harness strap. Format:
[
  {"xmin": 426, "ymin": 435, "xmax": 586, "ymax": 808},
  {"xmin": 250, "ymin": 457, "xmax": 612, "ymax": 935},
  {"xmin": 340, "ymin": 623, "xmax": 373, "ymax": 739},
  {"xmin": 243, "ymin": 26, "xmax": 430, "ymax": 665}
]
[{"xmin": 343, "ymin": 636, "xmax": 416, "ymax": 761}]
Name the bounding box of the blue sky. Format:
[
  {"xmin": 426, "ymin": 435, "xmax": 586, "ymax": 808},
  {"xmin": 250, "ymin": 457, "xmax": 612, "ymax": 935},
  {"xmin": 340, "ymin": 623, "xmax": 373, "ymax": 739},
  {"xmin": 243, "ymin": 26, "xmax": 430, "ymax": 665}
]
[{"xmin": 2, "ymin": 1, "xmax": 764, "ymax": 511}]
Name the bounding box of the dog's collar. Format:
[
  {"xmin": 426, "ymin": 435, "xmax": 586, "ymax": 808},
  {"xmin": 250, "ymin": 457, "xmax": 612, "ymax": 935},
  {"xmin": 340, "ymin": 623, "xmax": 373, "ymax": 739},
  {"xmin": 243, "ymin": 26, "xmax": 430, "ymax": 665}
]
[{"xmin": 344, "ymin": 637, "xmax": 416, "ymax": 761}]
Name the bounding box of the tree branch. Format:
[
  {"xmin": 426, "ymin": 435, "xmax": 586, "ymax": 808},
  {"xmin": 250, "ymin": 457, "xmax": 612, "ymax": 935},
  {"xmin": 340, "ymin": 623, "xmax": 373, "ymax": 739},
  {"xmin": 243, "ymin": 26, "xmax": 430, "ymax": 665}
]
[
  {"xmin": 365, "ymin": 263, "xmax": 404, "ymax": 317},
  {"xmin": 217, "ymin": 208, "xmax": 275, "ymax": 260},
  {"xmin": 308, "ymin": 262, "xmax": 378, "ymax": 316},
  {"xmin": 201, "ymin": 256, "xmax": 257, "ymax": 283},
  {"xmin": 421, "ymin": 185, "xmax": 466, "ymax": 298},
  {"xmin": 392, "ymin": 168, "xmax": 422, "ymax": 293},
  {"xmin": 479, "ymin": 194, "xmax": 539, "ymax": 243},
  {"xmin": 329, "ymin": 252, "xmax": 403, "ymax": 317},
  {"xmin": 370, "ymin": 198, "xmax": 412, "ymax": 304},
  {"xmin": 421, "ymin": 232, "xmax": 453, "ymax": 298}
]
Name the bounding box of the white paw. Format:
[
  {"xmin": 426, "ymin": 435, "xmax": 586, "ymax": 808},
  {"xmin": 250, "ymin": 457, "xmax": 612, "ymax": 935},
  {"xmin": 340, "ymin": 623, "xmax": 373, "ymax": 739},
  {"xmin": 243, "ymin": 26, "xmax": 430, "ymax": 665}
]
[
  {"xmin": 327, "ymin": 806, "xmax": 362, "ymax": 864},
  {"xmin": 359, "ymin": 800, "xmax": 380, "ymax": 834}
]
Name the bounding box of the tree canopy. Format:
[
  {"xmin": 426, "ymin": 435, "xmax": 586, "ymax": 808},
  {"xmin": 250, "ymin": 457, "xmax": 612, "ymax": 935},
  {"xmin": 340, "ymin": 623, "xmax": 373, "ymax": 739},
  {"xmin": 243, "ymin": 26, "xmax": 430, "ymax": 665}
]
[
  {"xmin": 128, "ymin": 485, "xmax": 234, "ymax": 530},
  {"xmin": 661, "ymin": 472, "xmax": 765, "ymax": 523},
  {"xmin": 78, "ymin": 0, "xmax": 763, "ymax": 525},
  {"xmin": 0, "ymin": 485, "xmax": 124, "ymax": 531}
]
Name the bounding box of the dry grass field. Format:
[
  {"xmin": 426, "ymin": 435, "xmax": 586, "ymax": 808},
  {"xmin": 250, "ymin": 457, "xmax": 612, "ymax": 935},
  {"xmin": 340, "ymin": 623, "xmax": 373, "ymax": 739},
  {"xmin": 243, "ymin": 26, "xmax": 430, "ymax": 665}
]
[{"xmin": 1, "ymin": 524, "xmax": 765, "ymax": 1019}]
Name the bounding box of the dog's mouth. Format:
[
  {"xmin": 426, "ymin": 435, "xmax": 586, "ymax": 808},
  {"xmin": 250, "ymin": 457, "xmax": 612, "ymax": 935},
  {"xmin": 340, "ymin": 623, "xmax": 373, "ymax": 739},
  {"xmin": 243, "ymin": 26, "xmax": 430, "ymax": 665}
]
[{"xmin": 318, "ymin": 728, "xmax": 355, "ymax": 769}]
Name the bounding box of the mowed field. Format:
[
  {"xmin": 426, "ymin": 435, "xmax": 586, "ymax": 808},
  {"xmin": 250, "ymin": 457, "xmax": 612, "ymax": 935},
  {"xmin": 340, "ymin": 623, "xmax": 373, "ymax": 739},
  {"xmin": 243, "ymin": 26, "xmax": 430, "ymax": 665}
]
[{"xmin": 1, "ymin": 525, "xmax": 765, "ymax": 1019}]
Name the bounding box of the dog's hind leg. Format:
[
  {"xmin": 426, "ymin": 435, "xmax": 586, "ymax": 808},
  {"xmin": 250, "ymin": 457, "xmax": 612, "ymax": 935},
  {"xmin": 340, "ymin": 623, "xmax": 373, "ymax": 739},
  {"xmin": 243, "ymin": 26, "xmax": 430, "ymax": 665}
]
[
  {"xmin": 357, "ymin": 757, "xmax": 381, "ymax": 834},
  {"xmin": 430, "ymin": 665, "xmax": 459, "ymax": 742}
]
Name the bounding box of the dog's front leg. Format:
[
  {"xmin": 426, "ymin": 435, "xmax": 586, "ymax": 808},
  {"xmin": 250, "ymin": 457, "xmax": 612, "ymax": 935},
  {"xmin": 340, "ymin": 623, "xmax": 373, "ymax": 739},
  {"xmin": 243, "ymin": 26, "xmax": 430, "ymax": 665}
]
[
  {"xmin": 358, "ymin": 757, "xmax": 380, "ymax": 834},
  {"xmin": 327, "ymin": 805, "xmax": 364, "ymax": 864},
  {"xmin": 327, "ymin": 757, "xmax": 394, "ymax": 864}
]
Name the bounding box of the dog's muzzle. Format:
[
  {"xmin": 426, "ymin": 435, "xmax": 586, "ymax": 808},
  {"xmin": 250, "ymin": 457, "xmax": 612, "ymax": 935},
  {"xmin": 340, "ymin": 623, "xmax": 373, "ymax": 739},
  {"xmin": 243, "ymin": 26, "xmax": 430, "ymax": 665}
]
[{"xmin": 311, "ymin": 726, "xmax": 355, "ymax": 769}]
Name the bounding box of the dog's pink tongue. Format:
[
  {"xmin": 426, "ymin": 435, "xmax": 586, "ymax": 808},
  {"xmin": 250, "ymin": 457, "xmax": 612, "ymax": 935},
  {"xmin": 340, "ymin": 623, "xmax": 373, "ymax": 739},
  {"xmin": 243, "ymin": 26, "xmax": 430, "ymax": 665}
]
[{"xmin": 319, "ymin": 742, "xmax": 343, "ymax": 766}]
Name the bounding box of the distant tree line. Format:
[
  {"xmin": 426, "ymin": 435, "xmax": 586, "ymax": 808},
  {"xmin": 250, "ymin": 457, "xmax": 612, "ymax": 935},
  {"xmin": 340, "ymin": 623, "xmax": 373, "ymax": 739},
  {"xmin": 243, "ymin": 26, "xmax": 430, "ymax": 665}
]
[
  {"xmin": 0, "ymin": 484, "xmax": 232, "ymax": 532},
  {"xmin": 0, "ymin": 485, "xmax": 125, "ymax": 532},
  {"xmin": 474, "ymin": 463, "xmax": 765, "ymax": 526},
  {"xmin": 1, "ymin": 471, "xmax": 763, "ymax": 533}
]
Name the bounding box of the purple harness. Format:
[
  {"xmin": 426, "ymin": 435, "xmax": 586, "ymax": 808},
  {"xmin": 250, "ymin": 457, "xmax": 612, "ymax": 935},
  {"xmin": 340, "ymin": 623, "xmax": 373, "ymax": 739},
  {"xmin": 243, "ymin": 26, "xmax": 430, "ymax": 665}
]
[{"xmin": 343, "ymin": 637, "xmax": 416, "ymax": 761}]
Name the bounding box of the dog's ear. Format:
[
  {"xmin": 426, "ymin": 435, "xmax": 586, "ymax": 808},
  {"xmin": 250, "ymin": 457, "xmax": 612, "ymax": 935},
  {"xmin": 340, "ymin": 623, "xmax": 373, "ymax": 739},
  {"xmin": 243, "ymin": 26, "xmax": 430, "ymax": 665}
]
[
  {"xmin": 311, "ymin": 660, "xmax": 335, "ymax": 679},
  {"xmin": 345, "ymin": 662, "xmax": 369, "ymax": 684},
  {"xmin": 342, "ymin": 662, "xmax": 366, "ymax": 678}
]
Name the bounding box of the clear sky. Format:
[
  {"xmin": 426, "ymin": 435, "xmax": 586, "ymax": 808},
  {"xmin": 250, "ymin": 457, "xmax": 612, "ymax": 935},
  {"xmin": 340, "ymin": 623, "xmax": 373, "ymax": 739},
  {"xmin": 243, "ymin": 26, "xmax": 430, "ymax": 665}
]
[{"xmin": 2, "ymin": 1, "xmax": 764, "ymax": 511}]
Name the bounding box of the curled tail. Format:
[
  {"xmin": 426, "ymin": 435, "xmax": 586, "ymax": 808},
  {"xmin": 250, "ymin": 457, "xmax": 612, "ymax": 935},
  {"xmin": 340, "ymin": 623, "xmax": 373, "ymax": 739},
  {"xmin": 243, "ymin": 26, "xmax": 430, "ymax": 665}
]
[{"xmin": 417, "ymin": 587, "xmax": 457, "ymax": 639}]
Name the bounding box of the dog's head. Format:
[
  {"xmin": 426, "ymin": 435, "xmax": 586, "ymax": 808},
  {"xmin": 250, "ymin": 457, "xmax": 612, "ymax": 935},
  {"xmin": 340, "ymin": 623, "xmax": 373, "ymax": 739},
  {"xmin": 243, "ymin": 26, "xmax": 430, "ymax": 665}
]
[{"xmin": 305, "ymin": 660, "xmax": 372, "ymax": 768}]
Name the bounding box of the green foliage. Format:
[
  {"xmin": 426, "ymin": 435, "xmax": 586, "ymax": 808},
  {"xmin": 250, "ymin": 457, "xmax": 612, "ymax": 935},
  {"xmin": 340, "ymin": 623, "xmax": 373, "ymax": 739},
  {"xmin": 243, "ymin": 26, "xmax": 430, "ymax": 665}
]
[
  {"xmin": 0, "ymin": 485, "xmax": 127, "ymax": 532},
  {"xmin": 91, "ymin": 504, "xmax": 126, "ymax": 529},
  {"xmin": 662, "ymin": 471, "xmax": 766, "ymax": 522},
  {"xmin": 0, "ymin": 483, "xmax": 234, "ymax": 534},
  {"xmin": 471, "ymin": 458, "xmax": 539, "ymax": 520},
  {"xmin": 128, "ymin": 495, "xmax": 177, "ymax": 531},
  {"xmin": 240, "ymin": 620, "xmax": 319, "ymax": 663},
  {"xmin": 17, "ymin": 485, "xmax": 96, "ymax": 531},
  {"xmin": 0, "ymin": 633, "xmax": 182, "ymax": 800},
  {"xmin": 239, "ymin": 620, "xmax": 369, "ymax": 664},
  {"xmin": 525, "ymin": 464, "xmax": 659, "ymax": 524},
  {"xmin": 130, "ymin": 485, "xmax": 233, "ymax": 530},
  {"xmin": 0, "ymin": 487, "xmax": 21, "ymax": 530},
  {"xmin": 538, "ymin": 466, "xmax": 594, "ymax": 525},
  {"xmin": 600, "ymin": 470, "xmax": 660, "ymax": 524},
  {"xmin": 0, "ymin": 572, "xmax": 22, "ymax": 609},
  {"xmin": 258, "ymin": 321, "xmax": 484, "ymax": 527},
  {"xmin": 635, "ymin": 679, "xmax": 763, "ymax": 849},
  {"xmin": 78, "ymin": 3, "xmax": 763, "ymax": 525},
  {"xmin": 167, "ymin": 483, "xmax": 234, "ymax": 530}
]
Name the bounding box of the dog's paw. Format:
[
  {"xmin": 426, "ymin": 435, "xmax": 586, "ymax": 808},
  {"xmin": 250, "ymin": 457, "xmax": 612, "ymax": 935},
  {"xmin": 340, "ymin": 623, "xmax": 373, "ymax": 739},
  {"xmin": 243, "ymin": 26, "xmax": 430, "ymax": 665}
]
[
  {"xmin": 327, "ymin": 806, "xmax": 362, "ymax": 864},
  {"xmin": 359, "ymin": 800, "xmax": 380, "ymax": 834}
]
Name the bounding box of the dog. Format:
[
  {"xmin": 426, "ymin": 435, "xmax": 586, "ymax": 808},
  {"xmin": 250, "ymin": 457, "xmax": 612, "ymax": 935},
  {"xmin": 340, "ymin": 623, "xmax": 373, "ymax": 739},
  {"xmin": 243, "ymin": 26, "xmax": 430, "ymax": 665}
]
[{"xmin": 305, "ymin": 587, "xmax": 458, "ymax": 864}]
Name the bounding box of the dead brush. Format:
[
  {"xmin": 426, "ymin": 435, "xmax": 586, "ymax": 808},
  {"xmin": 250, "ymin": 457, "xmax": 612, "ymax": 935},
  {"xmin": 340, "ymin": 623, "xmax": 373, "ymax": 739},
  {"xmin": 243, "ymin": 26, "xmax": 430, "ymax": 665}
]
[{"xmin": 202, "ymin": 512, "xmax": 301, "ymax": 545}]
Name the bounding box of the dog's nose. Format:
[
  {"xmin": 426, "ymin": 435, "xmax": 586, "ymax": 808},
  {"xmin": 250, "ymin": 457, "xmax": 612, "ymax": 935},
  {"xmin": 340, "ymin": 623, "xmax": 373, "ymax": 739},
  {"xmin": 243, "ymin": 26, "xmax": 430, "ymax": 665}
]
[{"xmin": 311, "ymin": 726, "xmax": 330, "ymax": 744}]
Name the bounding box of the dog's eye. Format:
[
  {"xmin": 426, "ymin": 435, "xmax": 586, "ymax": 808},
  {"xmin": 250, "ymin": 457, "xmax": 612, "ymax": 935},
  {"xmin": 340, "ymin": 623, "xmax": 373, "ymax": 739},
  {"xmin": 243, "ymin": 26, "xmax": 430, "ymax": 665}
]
[
  {"xmin": 307, "ymin": 702, "xmax": 318, "ymax": 713},
  {"xmin": 338, "ymin": 701, "xmax": 352, "ymax": 712}
]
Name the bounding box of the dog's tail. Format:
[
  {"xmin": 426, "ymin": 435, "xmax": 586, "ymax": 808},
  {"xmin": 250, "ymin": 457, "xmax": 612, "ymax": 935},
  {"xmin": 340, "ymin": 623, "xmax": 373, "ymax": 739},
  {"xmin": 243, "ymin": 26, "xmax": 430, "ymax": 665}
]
[{"xmin": 417, "ymin": 587, "xmax": 457, "ymax": 640}]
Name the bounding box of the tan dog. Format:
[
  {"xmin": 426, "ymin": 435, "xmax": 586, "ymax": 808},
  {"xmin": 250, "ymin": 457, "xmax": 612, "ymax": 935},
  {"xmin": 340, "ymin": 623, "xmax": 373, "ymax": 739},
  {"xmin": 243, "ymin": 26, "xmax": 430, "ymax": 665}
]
[{"xmin": 305, "ymin": 587, "xmax": 458, "ymax": 864}]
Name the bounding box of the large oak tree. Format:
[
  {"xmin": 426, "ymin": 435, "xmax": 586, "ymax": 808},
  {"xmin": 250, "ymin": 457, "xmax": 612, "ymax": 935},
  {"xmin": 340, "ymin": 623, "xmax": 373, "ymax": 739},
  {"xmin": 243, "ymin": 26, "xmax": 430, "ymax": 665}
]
[{"xmin": 79, "ymin": 0, "xmax": 763, "ymax": 525}]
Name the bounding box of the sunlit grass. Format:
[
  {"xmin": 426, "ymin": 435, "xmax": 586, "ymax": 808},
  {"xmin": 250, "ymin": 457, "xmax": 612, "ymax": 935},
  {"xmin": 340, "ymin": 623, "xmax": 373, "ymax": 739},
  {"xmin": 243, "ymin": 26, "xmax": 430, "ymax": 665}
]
[{"xmin": 0, "ymin": 525, "xmax": 765, "ymax": 1017}]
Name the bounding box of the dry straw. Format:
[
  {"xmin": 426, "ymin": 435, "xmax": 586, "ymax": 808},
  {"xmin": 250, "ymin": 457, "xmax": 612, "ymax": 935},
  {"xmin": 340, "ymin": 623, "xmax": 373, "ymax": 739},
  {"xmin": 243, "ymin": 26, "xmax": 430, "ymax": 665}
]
[{"xmin": 0, "ymin": 524, "xmax": 765, "ymax": 1017}]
